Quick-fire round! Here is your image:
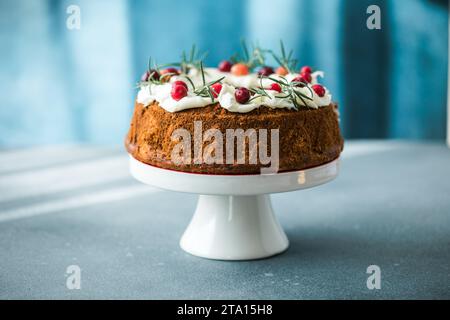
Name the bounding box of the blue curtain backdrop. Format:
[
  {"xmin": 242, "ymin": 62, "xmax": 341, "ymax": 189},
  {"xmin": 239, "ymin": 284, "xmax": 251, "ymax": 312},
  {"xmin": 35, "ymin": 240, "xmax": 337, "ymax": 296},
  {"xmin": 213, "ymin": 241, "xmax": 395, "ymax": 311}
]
[{"xmin": 0, "ymin": 0, "xmax": 447, "ymax": 146}]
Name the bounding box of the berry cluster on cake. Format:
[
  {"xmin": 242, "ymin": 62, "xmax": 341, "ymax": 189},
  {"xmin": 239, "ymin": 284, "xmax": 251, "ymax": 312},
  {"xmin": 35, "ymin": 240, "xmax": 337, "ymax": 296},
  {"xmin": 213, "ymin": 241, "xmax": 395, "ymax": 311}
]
[{"xmin": 126, "ymin": 43, "xmax": 343, "ymax": 174}]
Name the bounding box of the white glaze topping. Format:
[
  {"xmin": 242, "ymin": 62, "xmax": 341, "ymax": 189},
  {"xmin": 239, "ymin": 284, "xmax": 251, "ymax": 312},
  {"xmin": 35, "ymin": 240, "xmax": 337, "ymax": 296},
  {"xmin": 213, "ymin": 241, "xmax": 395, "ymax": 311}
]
[
  {"xmin": 137, "ymin": 83, "xmax": 213, "ymax": 113},
  {"xmin": 136, "ymin": 68, "xmax": 332, "ymax": 113}
]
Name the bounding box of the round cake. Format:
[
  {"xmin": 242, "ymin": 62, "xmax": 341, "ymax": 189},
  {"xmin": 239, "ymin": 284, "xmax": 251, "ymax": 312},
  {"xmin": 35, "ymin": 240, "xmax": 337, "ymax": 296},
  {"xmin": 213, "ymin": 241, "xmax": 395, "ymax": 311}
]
[{"xmin": 125, "ymin": 44, "xmax": 344, "ymax": 174}]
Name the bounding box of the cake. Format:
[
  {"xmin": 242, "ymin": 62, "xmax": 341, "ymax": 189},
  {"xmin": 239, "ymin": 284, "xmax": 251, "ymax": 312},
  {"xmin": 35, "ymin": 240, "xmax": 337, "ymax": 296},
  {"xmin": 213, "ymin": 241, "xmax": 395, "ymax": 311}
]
[{"xmin": 126, "ymin": 44, "xmax": 343, "ymax": 174}]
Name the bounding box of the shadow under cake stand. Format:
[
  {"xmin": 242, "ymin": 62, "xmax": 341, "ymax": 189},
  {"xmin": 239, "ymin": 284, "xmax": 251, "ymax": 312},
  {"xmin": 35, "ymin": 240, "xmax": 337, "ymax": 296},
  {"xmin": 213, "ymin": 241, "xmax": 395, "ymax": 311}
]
[{"xmin": 129, "ymin": 155, "xmax": 339, "ymax": 260}]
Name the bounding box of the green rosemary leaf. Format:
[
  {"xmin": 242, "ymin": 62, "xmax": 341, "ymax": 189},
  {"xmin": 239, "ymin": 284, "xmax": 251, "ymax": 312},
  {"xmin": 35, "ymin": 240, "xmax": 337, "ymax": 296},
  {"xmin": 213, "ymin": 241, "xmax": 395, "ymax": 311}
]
[
  {"xmin": 241, "ymin": 39, "xmax": 250, "ymax": 62},
  {"xmin": 251, "ymin": 88, "xmax": 270, "ymax": 98},
  {"xmin": 207, "ymin": 87, "xmax": 214, "ymax": 103},
  {"xmin": 290, "ymin": 58, "xmax": 299, "ymax": 72},
  {"xmin": 258, "ymin": 77, "xmax": 270, "ymax": 97},
  {"xmin": 206, "ymin": 76, "xmax": 225, "ymax": 87},
  {"xmin": 278, "ymin": 75, "xmax": 289, "ymax": 83},
  {"xmin": 200, "ymin": 61, "xmax": 206, "ymax": 86},
  {"xmin": 267, "ymin": 76, "xmax": 287, "ymax": 85},
  {"xmin": 248, "ymin": 95, "xmax": 263, "ymax": 103},
  {"xmin": 287, "ymin": 49, "xmax": 293, "ymax": 62},
  {"xmin": 184, "ymin": 75, "xmax": 196, "ymax": 91},
  {"xmin": 230, "ymin": 53, "xmax": 239, "ymax": 64},
  {"xmin": 275, "ymin": 94, "xmax": 291, "ymax": 99},
  {"xmin": 148, "ymin": 57, "xmax": 152, "ymax": 72},
  {"xmin": 190, "ymin": 44, "xmax": 196, "ymax": 63},
  {"xmin": 280, "ymin": 40, "xmax": 286, "ymax": 60},
  {"xmin": 271, "ymin": 52, "xmax": 284, "ymax": 68},
  {"xmin": 305, "ymin": 84, "xmax": 314, "ymax": 97},
  {"xmin": 293, "ymin": 89, "xmax": 313, "ymax": 101},
  {"xmin": 159, "ymin": 72, "xmax": 177, "ymax": 82},
  {"xmin": 198, "ymin": 51, "xmax": 209, "ymax": 63},
  {"xmin": 297, "ymin": 94, "xmax": 308, "ymax": 107},
  {"xmin": 292, "ymin": 98, "xmax": 300, "ymax": 110},
  {"xmin": 159, "ymin": 62, "xmax": 182, "ymax": 68}
]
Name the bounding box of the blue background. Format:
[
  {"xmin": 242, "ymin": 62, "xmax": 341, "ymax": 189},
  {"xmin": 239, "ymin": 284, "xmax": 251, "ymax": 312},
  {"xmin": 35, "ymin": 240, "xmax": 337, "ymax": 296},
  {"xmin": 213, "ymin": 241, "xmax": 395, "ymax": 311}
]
[{"xmin": 0, "ymin": 0, "xmax": 448, "ymax": 146}]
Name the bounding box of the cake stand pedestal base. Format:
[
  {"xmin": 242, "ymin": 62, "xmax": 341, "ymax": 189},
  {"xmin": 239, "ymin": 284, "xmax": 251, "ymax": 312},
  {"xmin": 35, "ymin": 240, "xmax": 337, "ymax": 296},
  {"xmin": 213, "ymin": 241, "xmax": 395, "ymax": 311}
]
[
  {"xmin": 180, "ymin": 195, "xmax": 288, "ymax": 260},
  {"xmin": 129, "ymin": 155, "xmax": 339, "ymax": 261}
]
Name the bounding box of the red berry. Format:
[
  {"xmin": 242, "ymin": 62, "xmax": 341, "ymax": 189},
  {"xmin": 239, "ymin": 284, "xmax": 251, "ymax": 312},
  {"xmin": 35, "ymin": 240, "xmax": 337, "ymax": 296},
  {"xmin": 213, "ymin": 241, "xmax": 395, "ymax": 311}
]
[
  {"xmin": 161, "ymin": 67, "xmax": 180, "ymax": 75},
  {"xmin": 300, "ymin": 66, "xmax": 313, "ymax": 74},
  {"xmin": 269, "ymin": 83, "xmax": 282, "ymax": 93},
  {"xmin": 235, "ymin": 87, "xmax": 250, "ymax": 104},
  {"xmin": 172, "ymin": 80, "xmax": 188, "ymax": 90},
  {"xmin": 291, "ymin": 76, "xmax": 308, "ymax": 87},
  {"xmin": 141, "ymin": 69, "xmax": 160, "ymax": 82},
  {"xmin": 171, "ymin": 85, "xmax": 188, "ymax": 101},
  {"xmin": 218, "ymin": 60, "xmax": 233, "ymax": 72},
  {"xmin": 211, "ymin": 83, "xmax": 222, "ymax": 98},
  {"xmin": 300, "ymin": 71, "xmax": 312, "ymax": 83},
  {"xmin": 312, "ymin": 84, "xmax": 326, "ymax": 97},
  {"xmin": 257, "ymin": 66, "xmax": 274, "ymax": 77}
]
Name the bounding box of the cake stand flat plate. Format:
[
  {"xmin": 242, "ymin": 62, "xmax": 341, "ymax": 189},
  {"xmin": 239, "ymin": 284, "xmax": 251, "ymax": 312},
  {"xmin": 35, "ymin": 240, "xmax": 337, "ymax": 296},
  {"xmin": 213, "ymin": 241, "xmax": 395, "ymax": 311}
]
[{"xmin": 129, "ymin": 155, "xmax": 340, "ymax": 196}]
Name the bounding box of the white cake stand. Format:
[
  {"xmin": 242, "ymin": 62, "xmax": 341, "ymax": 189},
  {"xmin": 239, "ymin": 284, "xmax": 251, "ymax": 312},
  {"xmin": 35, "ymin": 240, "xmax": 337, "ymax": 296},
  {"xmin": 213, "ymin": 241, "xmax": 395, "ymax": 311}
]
[{"xmin": 129, "ymin": 155, "xmax": 339, "ymax": 260}]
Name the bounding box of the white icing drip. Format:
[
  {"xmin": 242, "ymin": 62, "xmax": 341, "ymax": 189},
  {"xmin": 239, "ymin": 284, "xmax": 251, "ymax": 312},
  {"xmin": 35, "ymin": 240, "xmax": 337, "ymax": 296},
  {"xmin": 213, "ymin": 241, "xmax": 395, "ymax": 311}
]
[
  {"xmin": 294, "ymin": 85, "xmax": 332, "ymax": 109},
  {"xmin": 137, "ymin": 83, "xmax": 212, "ymax": 112},
  {"xmin": 311, "ymin": 71, "xmax": 325, "ymax": 85},
  {"xmin": 218, "ymin": 84, "xmax": 296, "ymax": 113},
  {"xmin": 136, "ymin": 68, "xmax": 332, "ymax": 113}
]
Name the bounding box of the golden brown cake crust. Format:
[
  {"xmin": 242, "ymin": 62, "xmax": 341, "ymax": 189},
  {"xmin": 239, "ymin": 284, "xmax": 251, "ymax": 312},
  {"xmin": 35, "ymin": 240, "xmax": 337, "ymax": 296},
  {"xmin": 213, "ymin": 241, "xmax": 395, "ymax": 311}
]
[{"xmin": 125, "ymin": 101, "xmax": 344, "ymax": 174}]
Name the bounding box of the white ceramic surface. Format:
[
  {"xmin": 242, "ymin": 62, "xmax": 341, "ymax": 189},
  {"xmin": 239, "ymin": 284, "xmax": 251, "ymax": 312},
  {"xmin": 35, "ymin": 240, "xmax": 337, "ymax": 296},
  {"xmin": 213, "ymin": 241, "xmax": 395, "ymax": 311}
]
[{"xmin": 129, "ymin": 156, "xmax": 339, "ymax": 260}]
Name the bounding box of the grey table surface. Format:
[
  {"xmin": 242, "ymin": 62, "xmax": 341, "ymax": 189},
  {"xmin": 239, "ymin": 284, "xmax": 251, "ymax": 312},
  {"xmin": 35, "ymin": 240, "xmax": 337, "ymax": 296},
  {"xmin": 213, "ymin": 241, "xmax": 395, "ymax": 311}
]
[{"xmin": 0, "ymin": 141, "xmax": 449, "ymax": 299}]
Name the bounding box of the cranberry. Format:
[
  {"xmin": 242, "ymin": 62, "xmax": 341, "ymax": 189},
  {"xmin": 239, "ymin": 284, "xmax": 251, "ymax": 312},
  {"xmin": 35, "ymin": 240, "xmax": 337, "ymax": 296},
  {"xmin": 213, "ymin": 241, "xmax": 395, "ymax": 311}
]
[
  {"xmin": 291, "ymin": 76, "xmax": 308, "ymax": 87},
  {"xmin": 257, "ymin": 66, "xmax": 274, "ymax": 77},
  {"xmin": 300, "ymin": 71, "xmax": 312, "ymax": 83},
  {"xmin": 161, "ymin": 67, "xmax": 180, "ymax": 75},
  {"xmin": 141, "ymin": 69, "xmax": 160, "ymax": 82},
  {"xmin": 235, "ymin": 87, "xmax": 250, "ymax": 104},
  {"xmin": 312, "ymin": 84, "xmax": 326, "ymax": 97},
  {"xmin": 300, "ymin": 66, "xmax": 313, "ymax": 74},
  {"xmin": 172, "ymin": 80, "xmax": 188, "ymax": 90},
  {"xmin": 171, "ymin": 84, "xmax": 188, "ymax": 101},
  {"xmin": 269, "ymin": 83, "xmax": 282, "ymax": 93},
  {"xmin": 211, "ymin": 83, "xmax": 222, "ymax": 98},
  {"xmin": 218, "ymin": 60, "xmax": 233, "ymax": 72}
]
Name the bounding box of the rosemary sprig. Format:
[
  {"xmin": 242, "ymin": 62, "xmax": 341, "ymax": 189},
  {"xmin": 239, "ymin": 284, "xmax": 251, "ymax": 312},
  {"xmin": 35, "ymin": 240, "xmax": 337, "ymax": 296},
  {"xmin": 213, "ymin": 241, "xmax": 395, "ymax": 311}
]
[
  {"xmin": 153, "ymin": 45, "xmax": 208, "ymax": 75},
  {"xmin": 147, "ymin": 57, "xmax": 153, "ymax": 72},
  {"xmin": 179, "ymin": 44, "xmax": 209, "ymax": 74},
  {"xmin": 192, "ymin": 62, "xmax": 225, "ymax": 103},
  {"xmin": 270, "ymin": 40, "xmax": 299, "ymax": 73},
  {"xmin": 136, "ymin": 56, "xmax": 167, "ymax": 88},
  {"xmin": 137, "ymin": 72, "xmax": 178, "ymax": 88},
  {"xmin": 248, "ymin": 76, "xmax": 270, "ymax": 103},
  {"xmin": 182, "ymin": 75, "xmax": 196, "ymax": 91},
  {"xmin": 230, "ymin": 39, "xmax": 268, "ymax": 70},
  {"xmin": 200, "ymin": 61, "xmax": 206, "ymax": 86},
  {"xmin": 266, "ymin": 76, "xmax": 314, "ymax": 109}
]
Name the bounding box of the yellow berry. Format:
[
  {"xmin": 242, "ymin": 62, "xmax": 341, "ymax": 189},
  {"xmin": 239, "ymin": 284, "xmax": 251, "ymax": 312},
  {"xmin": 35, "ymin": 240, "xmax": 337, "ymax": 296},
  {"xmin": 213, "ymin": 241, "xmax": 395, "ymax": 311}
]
[
  {"xmin": 231, "ymin": 63, "xmax": 249, "ymax": 76},
  {"xmin": 276, "ymin": 66, "xmax": 288, "ymax": 76}
]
